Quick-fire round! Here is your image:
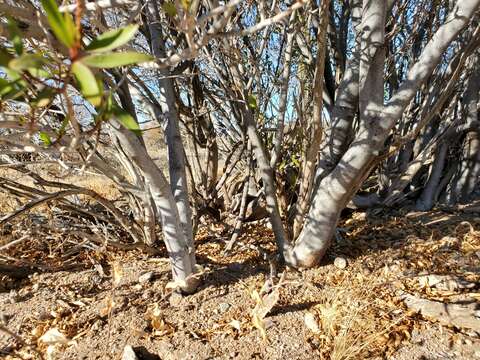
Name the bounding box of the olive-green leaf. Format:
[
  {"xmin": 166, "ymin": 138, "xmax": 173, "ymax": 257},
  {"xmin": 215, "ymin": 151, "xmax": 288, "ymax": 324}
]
[
  {"xmin": 86, "ymin": 24, "xmax": 139, "ymax": 52},
  {"xmin": 112, "ymin": 104, "xmax": 141, "ymax": 135},
  {"xmin": 71, "ymin": 61, "xmax": 102, "ymax": 106},
  {"xmin": 247, "ymin": 94, "xmax": 257, "ymax": 110},
  {"xmin": 0, "ymin": 78, "xmax": 15, "ymax": 97},
  {"xmin": 7, "ymin": 18, "xmax": 23, "ymax": 55},
  {"xmin": 81, "ymin": 51, "xmax": 153, "ymax": 68},
  {"xmin": 39, "ymin": 131, "xmax": 52, "ymax": 146},
  {"xmin": 9, "ymin": 54, "xmax": 46, "ymax": 71},
  {"xmin": 0, "ymin": 48, "xmax": 13, "ymax": 68},
  {"xmin": 27, "ymin": 67, "xmax": 50, "ymax": 78},
  {"xmin": 162, "ymin": 2, "xmax": 177, "ymax": 17},
  {"xmin": 40, "ymin": 0, "xmax": 76, "ymax": 48},
  {"xmin": 32, "ymin": 88, "xmax": 54, "ymax": 107}
]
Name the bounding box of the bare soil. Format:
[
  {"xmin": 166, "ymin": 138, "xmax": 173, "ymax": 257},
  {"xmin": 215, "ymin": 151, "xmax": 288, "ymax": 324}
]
[{"xmin": 1, "ymin": 208, "xmax": 479, "ymax": 359}]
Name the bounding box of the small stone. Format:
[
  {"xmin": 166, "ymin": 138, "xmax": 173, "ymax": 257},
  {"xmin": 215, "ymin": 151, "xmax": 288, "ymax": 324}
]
[
  {"xmin": 7, "ymin": 290, "xmax": 20, "ymax": 303},
  {"xmin": 334, "ymin": 257, "xmax": 347, "ymax": 269},
  {"xmin": 91, "ymin": 319, "xmax": 103, "ymax": 331},
  {"xmin": 218, "ymin": 303, "xmax": 230, "ymax": 313},
  {"xmin": 169, "ymin": 291, "xmax": 183, "ymax": 307},
  {"xmin": 474, "ymin": 351, "xmax": 480, "ymax": 359},
  {"xmin": 138, "ymin": 272, "xmax": 154, "ymax": 284},
  {"xmin": 122, "ymin": 345, "xmax": 139, "ymax": 360},
  {"xmin": 304, "ymin": 312, "xmax": 320, "ymax": 333},
  {"xmin": 0, "ymin": 313, "xmax": 9, "ymax": 324}
]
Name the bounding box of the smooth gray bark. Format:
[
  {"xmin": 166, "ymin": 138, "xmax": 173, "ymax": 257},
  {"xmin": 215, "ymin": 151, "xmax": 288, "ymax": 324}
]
[
  {"xmin": 313, "ymin": 0, "xmax": 362, "ymax": 185},
  {"xmin": 146, "ymin": 0, "xmax": 195, "ymax": 265},
  {"xmin": 292, "ymin": 0, "xmax": 330, "ymax": 239},
  {"xmin": 289, "ymin": 0, "xmax": 480, "ymax": 267},
  {"xmin": 108, "ymin": 120, "xmax": 197, "ymax": 292}
]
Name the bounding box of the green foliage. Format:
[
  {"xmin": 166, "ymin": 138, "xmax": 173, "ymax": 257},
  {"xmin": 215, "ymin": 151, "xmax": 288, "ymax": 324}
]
[
  {"xmin": 247, "ymin": 94, "xmax": 257, "ymax": 110},
  {"xmin": 7, "ymin": 18, "xmax": 24, "ymax": 55},
  {"xmin": 111, "ymin": 104, "xmax": 141, "ymax": 135},
  {"xmin": 0, "ymin": 78, "xmax": 24, "ymax": 100},
  {"xmin": 71, "ymin": 61, "xmax": 102, "ymax": 106},
  {"xmin": 0, "ymin": 48, "xmax": 13, "ymax": 67},
  {"xmin": 40, "ymin": 0, "xmax": 78, "ymax": 48},
  {"xmin": 32, "ymin": 88, "xmax": 54, "ymax": 108},
  {"xmin": 81, "ymin": 51, "xmax": 153, "ymax": 68},
  {"xmin": 162, "ymin": 2, "xmax": 177, "ymax": 17},
  {"xmin": 86, "ymin": 25, "xmax": 139, "ymax": 52},
  {"xmin": 39, "ymin": 131, "xmax": 52, "ymax": 146},
  {"xmin": 0, "ymin": 1, "xmax": 148, "ymax": 138},
  {"xmin": 9, "ymin": 54, "xmax": 46, "ymax": 71}
]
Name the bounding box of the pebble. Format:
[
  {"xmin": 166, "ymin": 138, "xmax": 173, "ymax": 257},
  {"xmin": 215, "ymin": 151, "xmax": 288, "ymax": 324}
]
[
  {"xmin": 218, "ymin": 303, "xmax": 230, "ymax": 313},
  {"xmin": 334, "ymin": 257, "xmax": 347, "ymax": 269},
  {"xmin": 138, "ymin": 272, "xmax": 154, "ymax": 284},
  {"xmin": 169, "ymin": 291, "xmax": 183, "ymax": 307},
  {"xmin": 6, "ymin": 290, "xmax": 20, "ymax": 304},
  {"xmin": 122, "ymin": 345, "xmax": 139, "ymax": 360},
  {"xmin": 0, "ymin": 313, "xmax": 9, "ymax": 324}
]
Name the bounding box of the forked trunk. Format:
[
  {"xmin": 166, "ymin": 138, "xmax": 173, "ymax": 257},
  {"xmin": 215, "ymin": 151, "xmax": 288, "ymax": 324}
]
[{"xmin": 289, "ymin": 0, "xmax": 480, "ymax": 267}]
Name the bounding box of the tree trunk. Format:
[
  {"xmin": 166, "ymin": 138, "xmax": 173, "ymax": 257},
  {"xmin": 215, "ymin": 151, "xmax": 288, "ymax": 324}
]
[
  {"xmin": 292, "ymin": 0, "xmax": 330, "ymax": 239},
  {"xmin": 453, "ymin": 60, "xmax": 480, "ymax": 202},
  {"xmin": 416, "ymin": 142, "xmax": 449, "ymax": 211},
  {"xmin": 146, "ymin": 0, "xmax": 195, "ymax": 265},
  {"xmin": 108, "ymin": 119, "xmax": 197, "ymax": 292},
  {"xmin": 289, "ymin": 0, "xmax": 480, "ymax": 268},
  {"xmin": 313, "ymin": 0, "xmax": 362, "ymax": 186}
]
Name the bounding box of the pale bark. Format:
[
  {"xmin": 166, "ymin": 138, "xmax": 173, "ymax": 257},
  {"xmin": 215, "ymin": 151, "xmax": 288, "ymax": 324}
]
[
  {"xmin": 146, "ymin": 0, "xmax": 195, "ymax": 265},
  {"xmin": 292, "ymin": 0, "xmax": 330, "ymax": 239},
  {"xmin": 270, "ymin": 17, "xmax": 296, "ymax": 168},
  {"xmin": 224, "ymin": 142, "xmax": 252, "ymax": 253},
  {"xmin": 108, "ymin": 119, "xmax": 197, "ymax": 292},
  {"xmin": 453, "ymin": 59, "xmax": 480, "ymax": 202},
  {"xmin": 416, "ymin": 143, "xmax": 448, "ymax": 211},
  {"xmin": 290, "ymin": 0, "xmax": 480, "ymax": 268},
  {"xmin": 313, "ymin": 0, "xmax": 362, "ymax": 186}
]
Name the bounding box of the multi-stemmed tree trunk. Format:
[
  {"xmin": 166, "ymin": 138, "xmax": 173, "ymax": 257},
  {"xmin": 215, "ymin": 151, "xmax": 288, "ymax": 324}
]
[
  {"xmin": 292, "ymin": 0, "xmax": 330, "ymax": 239},
  {"xmin": 288, "ymin": 0, "xmax": 480, "ymax": 267},
  {"xmin": 108, "ymin": 120, "xmax": 198, "ymax": 292}
]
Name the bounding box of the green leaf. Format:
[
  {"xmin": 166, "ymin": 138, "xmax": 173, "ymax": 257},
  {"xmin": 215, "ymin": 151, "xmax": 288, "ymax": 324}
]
[
  {"xmin": 112, "ymin": 104, "xmax": 141, "ymax": 135},
  {"xmin": 0, "ymin": 78, "xmax": 15, "ymax": 97},
  {"xmin": 0, "ymin": 77, "xmax": 25, "ymax": 100},
  {"xmin": 9, "ymin": 54, "xmax": 46, "ymax": 71},
  {"xmin": 40, "ymin": 0, "xmax": 76, "ymax": 48},
  {"xmin": 27, "ymin": 67, "xmax": 51, "ymax": 78},
  {"xmin": 39, "ymin": 131, "xmax": 52, "ymax": 146},
  {"xmin": 57, "ymin": 116, "xmax": 69, "ymax": 135},
  {"xmin": 32, "ymin": 88, "xmax": 54, "ymax": 107},
  {"xmin": 81, "ymin": 51, "xmax": 153, "ymax": 68},
  {"xmin": 247, "ymin": 94, "xmax": 257, "ymax": 110},
  {"xmin": 85, "ymin": 24, "xmax": 139, "ymax": 52},
  {"xmin": 0, "ymin": 48, "xmax": 13, "ymax": 68},
  {"xmin": 71, "ymin": 61, "xmax": 102, "ymax": 106},
  {"xmin": 7, "ymin": 18, "xmax": 23, "ymax": 55},
  {"xmin": 162, "ymin": 2, "xmax": 177, "ymax": 17}
]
